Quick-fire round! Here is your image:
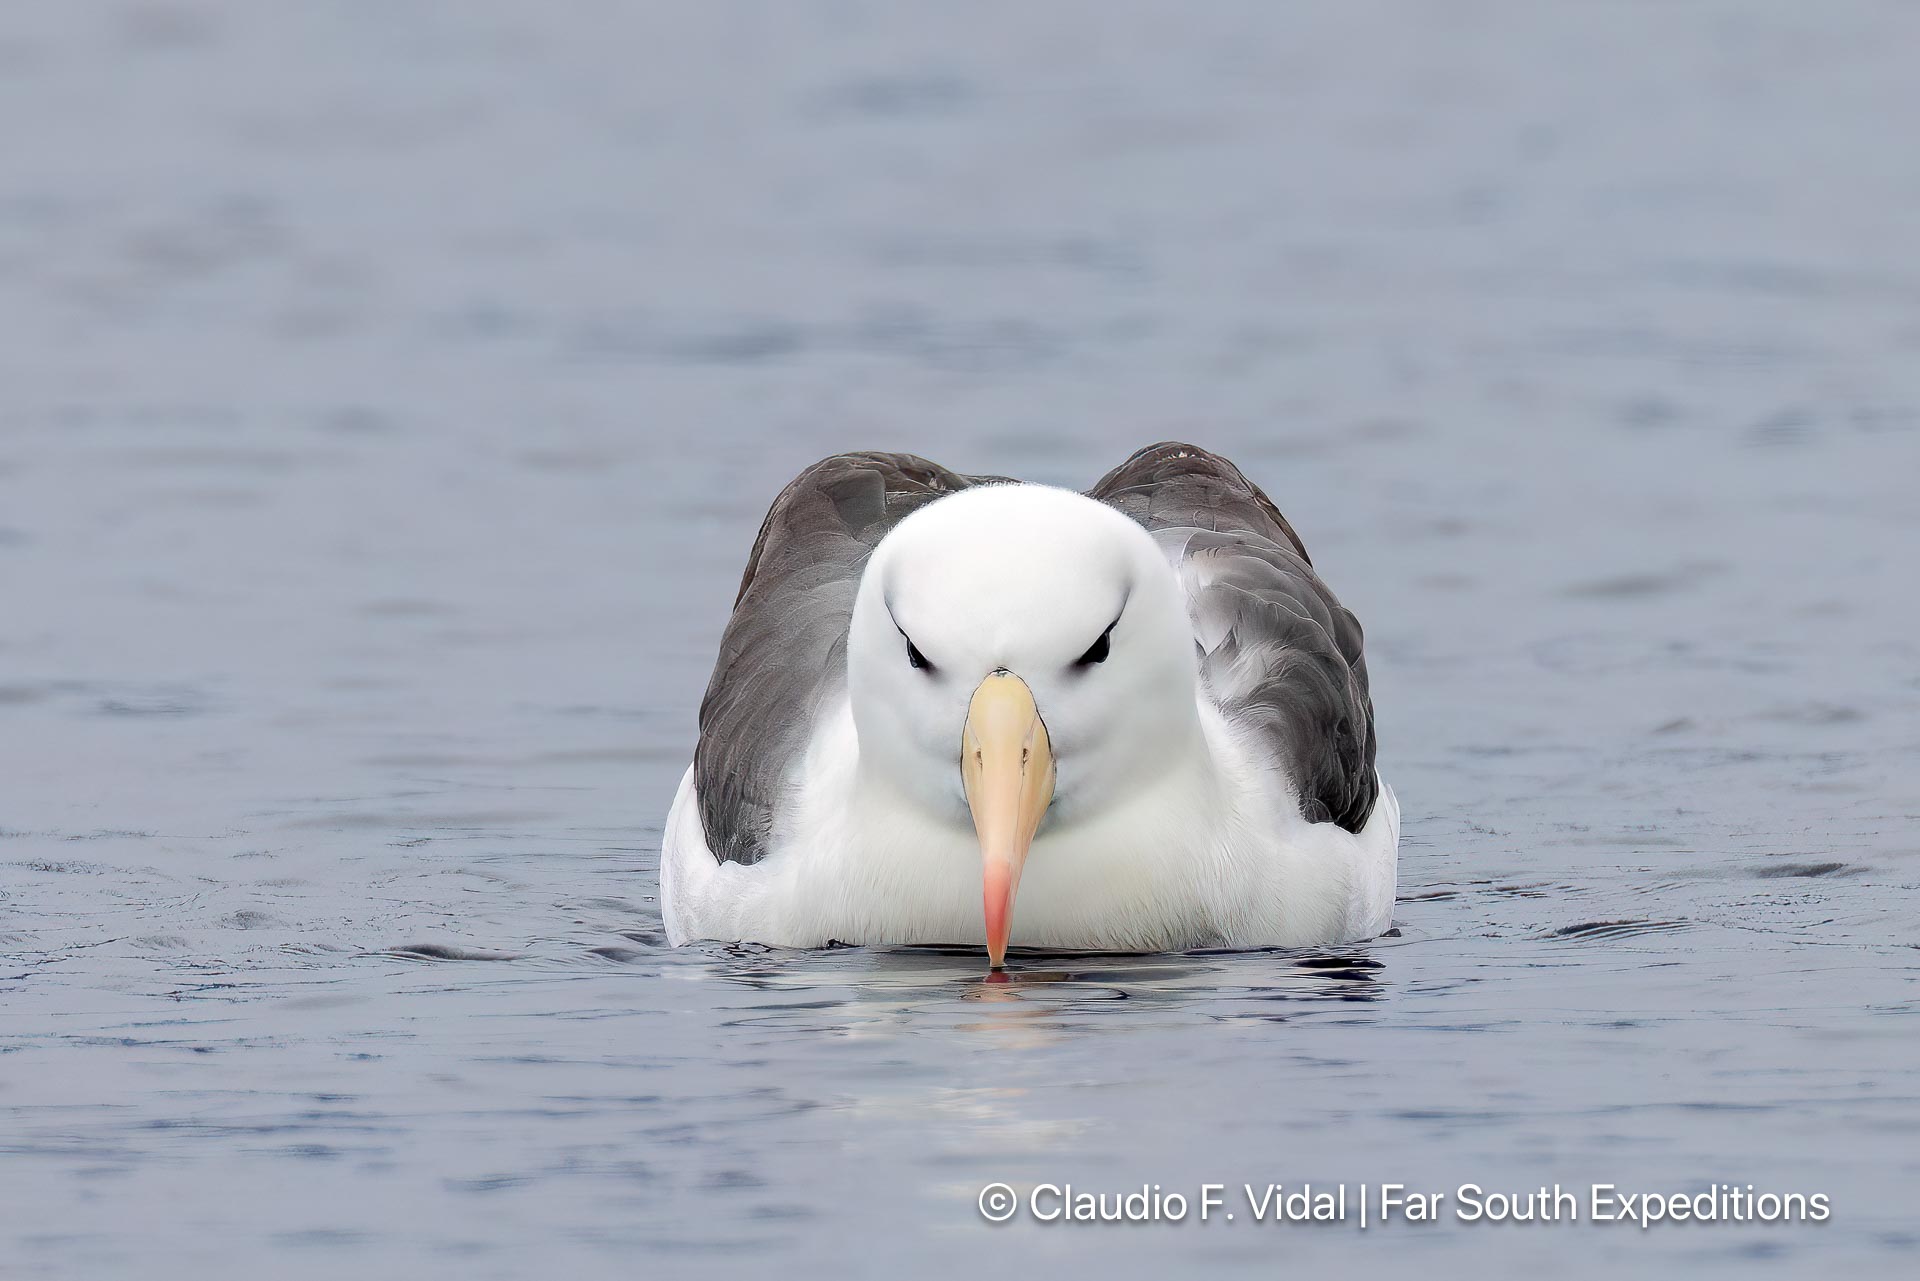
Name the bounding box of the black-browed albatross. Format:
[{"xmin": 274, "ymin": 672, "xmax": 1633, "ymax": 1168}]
[{"xmin": 663, "ymin": 442, "xmax": 1397, "ymax": 966}]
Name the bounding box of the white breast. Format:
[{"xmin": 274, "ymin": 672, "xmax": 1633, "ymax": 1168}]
[{"xmin": 662, "ymin": 695, "xmax": 1399, "ymax": 951}]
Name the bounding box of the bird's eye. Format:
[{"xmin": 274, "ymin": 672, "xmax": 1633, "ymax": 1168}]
[
  {"xmin": 906, "ymin": 637, "xmax": 934, "ymax": 672},
  {"xmin": 1075, "ymin": 623, "xmax": 1114, "ymax": 667}
]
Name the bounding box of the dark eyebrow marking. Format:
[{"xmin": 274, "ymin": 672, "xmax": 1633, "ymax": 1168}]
[
  {"xmin": 1074, "ymin": 615, "xmax": 1119, "ymax": 667},
  {"xmin": 886, "ymin": 602, "xmax": 936, "ymax": 673}
]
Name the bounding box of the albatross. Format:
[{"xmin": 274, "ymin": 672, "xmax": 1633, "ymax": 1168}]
[{"xmin": 662, "ymin": 442, "xmax": 1397, "ymax": 965}]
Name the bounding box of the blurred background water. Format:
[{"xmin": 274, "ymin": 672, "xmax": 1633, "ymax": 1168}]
[{"xmin": 2, "ymin": 2, "xmax": 1917, "ymax": 1277}]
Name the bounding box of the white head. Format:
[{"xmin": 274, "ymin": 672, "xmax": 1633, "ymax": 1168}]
[{"xmin": 845, "ymin": 483, "xmax": 1201, "ymax": 965}]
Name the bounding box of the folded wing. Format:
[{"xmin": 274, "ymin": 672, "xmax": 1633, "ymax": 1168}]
[
  {"xmin": 694, "ymin": 452, "xmax": 996, "ymax": 864},
  {"xmin": 1089, "ymin": 442, "xmax": 1380, "ymax": 833}
]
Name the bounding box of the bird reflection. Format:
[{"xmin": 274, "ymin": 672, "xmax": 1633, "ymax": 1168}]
[{"xmin": 699, "ymin": 941, "xmax": 1388, "ymax": 1037}]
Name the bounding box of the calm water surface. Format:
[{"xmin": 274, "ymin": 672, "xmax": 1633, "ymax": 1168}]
[{"xmin": 3, "ymin": 3, "xmax": 1917, "ymax": 1277}]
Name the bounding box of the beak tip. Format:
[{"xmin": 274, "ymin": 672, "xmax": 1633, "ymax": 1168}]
[{"xmin": 982, "ymin": 866, "xmax": 1014, "ymax": 972}]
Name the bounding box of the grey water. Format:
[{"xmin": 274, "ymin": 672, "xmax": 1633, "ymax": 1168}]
[{"xmin": 2, "ymin": 3, "xmax": 1917, "ymax": 1277}]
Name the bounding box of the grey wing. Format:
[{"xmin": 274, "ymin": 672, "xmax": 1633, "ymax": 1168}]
[
  {"xmin": 694, "ymin": 452, "xmax": 993, "ymax": 864},
  {"xmin": 1088, "ymin": 442, "xmax": 1380, "ymax": 833}
]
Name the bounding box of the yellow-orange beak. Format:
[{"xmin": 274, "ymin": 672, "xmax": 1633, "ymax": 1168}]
[{"xmin": 961, "ymin": 671, "xmax": 1055, "ymax": 969}]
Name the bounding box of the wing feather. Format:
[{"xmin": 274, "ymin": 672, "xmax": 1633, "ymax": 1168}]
[
  {"xmin": 1089, "ymin": 442, "xmax": 1379, "ymax": 833},
  {"xmin": 694, "ymin": 452, "xmax": 992, "ymax": 864}
]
